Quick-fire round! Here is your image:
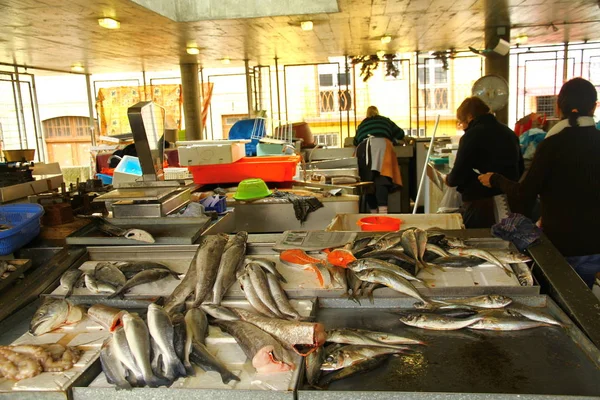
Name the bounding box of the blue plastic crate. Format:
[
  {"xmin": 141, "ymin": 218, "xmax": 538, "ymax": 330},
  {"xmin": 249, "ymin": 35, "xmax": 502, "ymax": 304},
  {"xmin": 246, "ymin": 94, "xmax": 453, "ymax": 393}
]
[
  {"xmin": 199, "ymin": 195, "xmax": 227, "ymax": 214},
  {"xmin": 0, "ymin": 204, "xmax": 44, "ymax": 255},
  {"xmin": 96, "ymin": 173, "xmax": 113, "ymax": 185}
]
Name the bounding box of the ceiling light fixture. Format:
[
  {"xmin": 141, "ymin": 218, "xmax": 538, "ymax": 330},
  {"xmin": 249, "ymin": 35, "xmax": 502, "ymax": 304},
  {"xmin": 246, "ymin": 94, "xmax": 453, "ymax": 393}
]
[
  {"xmin": 381, "ymin": 35, "xmax": 392, "ymax": 44},
  {"xmin": 515, "ymin": 35, "xmax": 528, "ymax": 45},
  {"xmin": 221, "ymin": 58, "xmax": 231, "ymax": 64},
  {"xmin": 377, "ymin": 50, "xmax": 386, "ymax": 59},
  {"xmin": 300, "ymin": 20, "xmax": 313, "ymax": 31},
  {"xmin": 98, "ymin": 17, "xmax": 120, "ymax": 29},
  {"xmin": 186, "ymin": 47, "xmax": 200, "ymax": 55},
  {"xmin": 71, "ymin": 63, "xmax": 85, "ymax": 73}
]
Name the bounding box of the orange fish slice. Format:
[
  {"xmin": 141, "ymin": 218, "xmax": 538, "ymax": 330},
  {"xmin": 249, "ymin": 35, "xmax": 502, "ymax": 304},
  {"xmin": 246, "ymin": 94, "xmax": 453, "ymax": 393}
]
[
  {"xmin": 327, "ymin": 249, "xmax": 357, "ymax": 268},
  {"xmin": 280, "ymin": 249, "xmax": 324, "ymax": 266},
  {"xmin": 304, "ymin": 264, "xmax": 325, "ymax": 287}
]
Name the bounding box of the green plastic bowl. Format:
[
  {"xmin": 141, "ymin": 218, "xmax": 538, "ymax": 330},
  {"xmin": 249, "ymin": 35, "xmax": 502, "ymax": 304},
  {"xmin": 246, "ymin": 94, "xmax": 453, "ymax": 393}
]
[{"xmin": 234, "ymin": 178, "xmax": 272, "ymax": 201}]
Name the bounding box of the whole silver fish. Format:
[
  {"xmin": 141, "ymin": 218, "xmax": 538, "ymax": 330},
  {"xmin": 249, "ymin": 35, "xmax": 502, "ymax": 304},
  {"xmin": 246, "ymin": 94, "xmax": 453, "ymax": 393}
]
[
  {"xmin": 305, "ymin": 346, "xmax": 323, "ymax": 387},
  {"xmin": 354, "ymin": 269, "xmax": 430, "ymax": 304},
  {"xmin": 266, "ymin": 271, "xmax": 301, "ymax": 320},
  {"xmin": 468, "ymin": 316, "xmax": 552, "ymax": 331},
  {"xmin": 429, "ymin": 256, "xmax": 485, "ymax": 268},
  {"xmin": 122, "ymin": 313, "xmax": 168, "ymax": 387},
  {"xmin": 401, "ymin": 229, "xmax": 428, "ymax": 273},
  {"xmin": 373, "ymin": 233, "xmax": 404, "ymax": 251},
  {"xmin": 326, "ymin": 264, "xmax": 348, "ymax": 293},
  {"xmin": 171, "ymin": 313, "xmax": 186, "ymax": 362},
  {"xmin": 119, "ymin": 261, "xmax": 179, "ymax": 280},
  {"xmin": 212, "ymin": 232, "xmax": 248, "ymax": 304},
  {"xmin": 112, "ymin": 326, "xmax": 144, "ymax": 385},
  {"xmin": 164, "ymin": 251, "xmax": 199, "ymax": 315},
  {"xmin": 348, "ymin": 258, "xmax": 422, "ymax": 284},
  {"xmin": 512, "ymin": 263, "xmax": 535, "ymax": 286},
  {"xmin": 346, "ymin": 328, "xmax": 424, "ymax": 345},
  {"xmin": 85, "ymin": 273, "xmax": 117, "ymax": 294},
  {"xmin": 217, "ymin": 320, "xmax": 295, "ymax": 373},
  {"xmin": 415, "ymin": 228, "xmax": 428, "ymax": 263},
  {"xmin": 189, "ymin": 341, "xmax": 240, "ymax": 384},
  {"xmin": 193, "ymin": 234, "xmax": 229, "ymax": 306},
  {"xmin": 29, "ymin": 298, "xmax": 70, "ymax": 336},
  {"xmin": 238, "ymin": 271, "xmax": 278, "ymax": 317},
  {"xmin": 184, "ymin": 308, "xmax": 208, "ymax": 372},
  {"xmin": 399, "ymin": 313, "xmax": 483, "ymax": 330},
  {"xmin": 147, "ymin": 304, "xmax": 186, "ymax": 381},
  {"xmin": 60, "ymin": 269, "xmax": 82, "ymax": 298},
  {"xmin": 245, "ymin": 257, "xmax": 287, "ymax": 283},
  {"xmin": 200, "ymin": 304, "xmax": 239, "ymax": 321},
  {"xmin": 95, "ymin": 263, "xmax": 127, "ymax": 288},
  {"xmin": 414, "ymin": 294, "xmax": 513, "ymax": 310},
  {"xmin": 326, "ymin": 329, "xmax": 422, "ymax": 348},
  {"xmin": 506, "ymin": 303, "xmax": 562, "ymax": 326},
  {"xmin": 246, "ymin": 264, "xmax": 285, "ymax": 318},
  {"xmin": 321, "ymin": 345, "xmax": 407, "ymax": 371},
  {"xmin": 99, "ymin": 337, "xmax": 131, "ymax": 390},
  {"xmin": 486, "ymin": 250, "xmax": 532, "ymax": 264},
  {"xmin": 318, "ymin": 355, "xmax": 386, "ymax": 388},
  {"xmin": 447, "ymin": 247, "xmax": 513, "ymax": 276},
  {"xmin": 108, "ymin": 269, "xmax": 171, "ymax": 299},
  {"xmin": 425, "ymin": 243, "xmax": 451, "ymax": 257}
]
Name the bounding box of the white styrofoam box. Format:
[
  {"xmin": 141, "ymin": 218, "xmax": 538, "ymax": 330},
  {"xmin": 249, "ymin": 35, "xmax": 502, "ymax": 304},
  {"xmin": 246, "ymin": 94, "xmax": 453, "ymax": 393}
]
[
  {"xmin": 113, "ymin": 155, "xmax": 143, "ymax": 186},
  {"xmin": 177, "ymin": 140, "xmax": 246, "ymax": 166},
  {"xmin": 164, "ymin": 167, "xmax": 192, "ymax": 180}
]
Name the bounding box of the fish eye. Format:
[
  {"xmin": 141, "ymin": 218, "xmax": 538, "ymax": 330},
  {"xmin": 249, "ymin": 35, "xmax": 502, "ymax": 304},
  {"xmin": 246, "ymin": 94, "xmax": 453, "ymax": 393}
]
[{"xmin": 325, "ymin": 356, "xmax": 333, "ymax": 362}]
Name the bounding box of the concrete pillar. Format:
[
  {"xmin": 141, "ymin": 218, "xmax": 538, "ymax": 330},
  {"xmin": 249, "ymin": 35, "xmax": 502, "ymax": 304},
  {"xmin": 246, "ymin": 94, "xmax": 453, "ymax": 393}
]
[
  {"xmin": 484, "ymin": 0, "xmax": 510, "ymax": 124},
  {"xmin": 180, "ymin": 63, "xmax": 202, "ymax": 140}
]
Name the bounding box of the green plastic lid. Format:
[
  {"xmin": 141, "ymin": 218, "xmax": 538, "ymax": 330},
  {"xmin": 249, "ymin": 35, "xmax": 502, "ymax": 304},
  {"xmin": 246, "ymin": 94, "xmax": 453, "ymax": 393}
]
[{"xmin": 234, "ymin": 178, "xmax": 272, "ymax": 201}]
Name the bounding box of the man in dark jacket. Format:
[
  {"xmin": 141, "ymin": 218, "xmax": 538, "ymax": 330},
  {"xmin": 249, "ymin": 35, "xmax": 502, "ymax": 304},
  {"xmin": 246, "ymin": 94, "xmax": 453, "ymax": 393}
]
[{"xmin": 446, "ymin": 97, "xmax": 523, "ymax": 228}]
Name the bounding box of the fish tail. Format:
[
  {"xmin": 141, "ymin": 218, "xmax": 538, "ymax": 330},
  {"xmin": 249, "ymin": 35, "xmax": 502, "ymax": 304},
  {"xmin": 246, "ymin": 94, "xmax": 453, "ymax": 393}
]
[
  {"xmin": 222, "ymin": 370, "xmax": 241, "ymax": 384},
  {"xmin": 145, "ymin": 374, "xmax": 172, "ymax": 388},
  {"xmin": 425, "ymin": 261, "xmax": 444, "ymax": 272},
  {"xmin": 277, "ymin": 273, "xmax": 288, "ymax": 284},
  {"xmin": 106, "ymin": 289, "xmax": 121, "ymax": 299},
  {"xmin": 367, "ymin": 291, "xmax": 375, "ymax": 304},
  {"xmin": 421, "ymin": 279, "xmax": 436, "ymax": 288}
]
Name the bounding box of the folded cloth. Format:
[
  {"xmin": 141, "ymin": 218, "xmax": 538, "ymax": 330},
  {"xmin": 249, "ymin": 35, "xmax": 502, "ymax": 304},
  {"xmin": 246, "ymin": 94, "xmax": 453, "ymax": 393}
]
[
  {"xmin": 491, "ymin": 213, "xmax": 542, "ymax": 252},
  {"xmin": 272, "ymin": 191, "xmax": 324, "ymax": 224}
]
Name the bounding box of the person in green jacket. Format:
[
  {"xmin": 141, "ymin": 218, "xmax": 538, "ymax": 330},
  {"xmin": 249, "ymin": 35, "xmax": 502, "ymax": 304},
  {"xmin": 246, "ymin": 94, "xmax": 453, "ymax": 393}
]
[{"xmin": 353, "ymin": 106, "xmax": 405, "ymax": 146}]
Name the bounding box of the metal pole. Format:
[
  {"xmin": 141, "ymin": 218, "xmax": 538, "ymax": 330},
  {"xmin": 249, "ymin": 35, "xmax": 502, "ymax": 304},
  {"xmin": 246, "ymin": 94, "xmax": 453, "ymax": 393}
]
[
  {"xmin": 9, "ymin": 73, "xmax": 23, "ymax": 150},
  {"xmin": 268, "ymin": 66, "xmax": 274, "ymax": 133},
  {"xmin": 275, "ymin": 57, "xmax": 281, "ymax": 122},
  {"xmin": 85, "ymin": 74, "xmax": 97, "ymax": 146},
  {"xmin": 142, "ymin": 70, "xmax": 148, "ymax": 100},
  {"xmin": 563, "ymin": 42, "xmax": 569, "ymax": 83},
  {"xmin": 337, "ymin": 62, "xmax": 342, "ymax": 143},
  {"xmin": 408, "ymin": 60, "xmax": 412, "ymax": 133},
  {"xmin": 13, "ymin": 66, "xmax": 29, "ymax": 149},
  {"xmin": 424, "ymin": 58, "xmax": 428, "ymax": 136},
  {"xmin": 413, "ymin": 114, "xmax": 440, "ymax": 214},
  {"xmin": 515, "ymin": 52, "xmax": 520, "ymax": 121},
  {"xmin": 352, "ymin": 62, "xmax": 357, "ymax": 131},
  {"xmin": 24, "ymin": 82, "xmax": 41, "ymax": 162},
  {"xmin": 29, "ymin": 74, "xmax": 47, "ymax": 163},
  {"xmin": 200, "ymin": 67, "xmax": 205, "ymax": 138},
  {"xmin": 415, "ymin": 52, "xmax": 420, "ymax": 137},
  {"xmin": 283, "ymin": 65, "xmax": 288, "ymax": 123},
  {"xmin": 345, "ymin": 56, "xmax": 351, "ymax": 143},
  {"xmin": 244, "ymin": 59, "xmax": 253, "ymax": 117}
]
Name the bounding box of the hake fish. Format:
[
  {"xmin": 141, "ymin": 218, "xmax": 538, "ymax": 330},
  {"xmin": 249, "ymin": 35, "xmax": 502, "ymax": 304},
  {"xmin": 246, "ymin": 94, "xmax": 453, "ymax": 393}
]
[
  {"xmin": 118, "ymin": 261, "xmax": 179, "ymax": 280},
  {"xmin": 184, "ymin": 308, "xmax": 208, "ymax": 372},
  {"xmin": 317, "ymin": 355, "xmax": 387, "ymax": 388},
  {"xmin": 99, "ymin": 337, "xmax": 131, "ymax": 390},
  {"xmin": 238, "ymin": 271, "xmax": 279, "ymax": 317},
  {"xmin": 217, "ymin": 320, "xmax": 295, "ymax": 373},
  {"xmin": 108, "ymin": 269, "xmax": 171, "ymax": 299},
  {"xmin": 212, "ymin": 232, "xmax": 248, "ymax": 304},
  {"xmin": 321, "ymin": 345, "xmax": 406, "ymax": 371},
  {"xmin": 147, "ymin": 304, "xmax": 186, "ymax": 381},
  {"xmin": 246, "ymin": 263, "xmax": 286, "ymax": 318},
  {"xmin": 60, "ymin": 269, "xmax": 82, "ymax": 298},
  {"xmin": 245, "ymin": 257, "xmax": 287, "ymax": 283},
  {"xmin": 200, "ymin": 304, "xmax": 240, "ymax": 321},
  {"xmin": 266, "ymin": 271, "xmax": 302, "ymax": 320},
  {"xmin": 193, "ymin": 234, "xmax": 229, "ymax": 306},
  {"xmin": 468, "ymin": 316, "xmax": 553, "ymax": 331},
  {"xmin": 414, "ymin": 294, "xmax": 513, "ymax": 310},
  {"xmin": 327, "ymin": 328, "xmax": 424, "ymax": 346},
  {"xmin": 354, "ymin": 269, "xmax": 430, "ymax": 304},
  {"xmin": 446, "ymin": 247, "xmax": 513, "ymax": 276},
  {"xmin": 189, "ymin": 340, "xmax": 240, "ymax": 384},
  {"xmin": 122, "ymin": 313, "xmax": 169, "ymax": 387},
  {"xmin": 171, "ymin": 313, "xmax": 186, "ymax": 362},
  {"xmin": 399, "ymin": 313, "xmax": 484, "ymax": 330},
  {"xmin": 164, "ymin": 250, "xmax": 199, "ymax": 315}
]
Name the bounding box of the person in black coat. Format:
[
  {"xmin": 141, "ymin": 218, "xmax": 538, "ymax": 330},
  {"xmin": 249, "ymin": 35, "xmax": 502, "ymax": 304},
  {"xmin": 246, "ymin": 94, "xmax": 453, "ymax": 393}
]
[{"xmin": 446, "ymin": 97, "xmax": 523, "ymax": 229}]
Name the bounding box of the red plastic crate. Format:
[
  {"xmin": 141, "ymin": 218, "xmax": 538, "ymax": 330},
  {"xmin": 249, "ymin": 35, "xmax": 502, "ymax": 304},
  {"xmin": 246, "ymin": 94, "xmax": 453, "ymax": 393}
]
[{"xmin": 188, "ymin": 155, "xmax": 301, "ymax": 184}]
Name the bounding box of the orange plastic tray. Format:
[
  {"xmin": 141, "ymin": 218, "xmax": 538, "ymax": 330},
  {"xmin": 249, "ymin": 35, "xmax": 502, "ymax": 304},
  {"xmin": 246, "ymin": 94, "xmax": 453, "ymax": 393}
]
[{"xmin": 188, "ymin": 155, "xmax": 301, "ymax": 184}]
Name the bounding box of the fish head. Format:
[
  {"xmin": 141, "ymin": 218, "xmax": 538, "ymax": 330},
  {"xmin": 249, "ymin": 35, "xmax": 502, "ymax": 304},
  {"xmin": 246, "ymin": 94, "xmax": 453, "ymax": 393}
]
[
  {"xmin": 399, "ymin": 314, "xmax": 425, "ymax": 326},
  {"xmin": 488, "ymin": 294, "xmax": 512, "ymax": 306},
  {"xmin": 321, "ymin": 351, "xmax": 345, "ymax": 371},
  {"xmin": 29, "ymin": 298, "xmax": 70, "ymax": 336}
]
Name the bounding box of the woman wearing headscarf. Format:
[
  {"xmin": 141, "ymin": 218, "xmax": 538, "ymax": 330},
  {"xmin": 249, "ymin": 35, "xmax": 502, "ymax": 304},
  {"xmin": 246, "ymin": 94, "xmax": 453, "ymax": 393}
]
[
  {"xmin": 479, "ymin": 77, "xmax": 600, "ymax": 288},
  {"xmin": 445, "ymin": 97, "xmax": 523, "ymax": 228},
  {"xmin": 354, "ymin": 106, "xmax": 404, "ymax": 214}
]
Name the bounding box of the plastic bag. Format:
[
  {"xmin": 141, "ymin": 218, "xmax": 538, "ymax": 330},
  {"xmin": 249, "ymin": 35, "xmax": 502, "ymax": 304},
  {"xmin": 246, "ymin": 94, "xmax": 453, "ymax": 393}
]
[{"xmin": 437, "ymin": 185, "xmax": 462, "ymax": 213}]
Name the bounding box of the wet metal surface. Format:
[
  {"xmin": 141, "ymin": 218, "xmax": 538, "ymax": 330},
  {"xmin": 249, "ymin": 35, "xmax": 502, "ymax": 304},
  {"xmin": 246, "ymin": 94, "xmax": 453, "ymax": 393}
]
[{"xmin": 304, "ymin": 301, "xmax": 600, "ymax": 397}]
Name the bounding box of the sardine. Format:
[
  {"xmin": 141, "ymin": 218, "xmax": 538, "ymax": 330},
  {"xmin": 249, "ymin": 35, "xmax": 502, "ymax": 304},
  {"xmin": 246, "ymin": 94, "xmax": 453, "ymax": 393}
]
[
  {"xmin": 147, "ymin": 304, "xmax": 186, "ymax": 381},
  {"xmin": 305, "ymin": 346, "xmax": 323, "ymax": 386},
  {"xmin": 119, "ymin": 261, "xmax": 179, "ymax": 280},
  {"xmin": 429, "ymin": 255, "xmax": 485, "ymax": 268},
  {"xmin": 122, "ymin": 313, "xmax": 169, "ymax": 387},
  {"xmin": 348, "ymin": 258, "xmax": 422, "ymax": 284},
  {"xmin": 506, "ymin": 303, "xmax": 562, "ymax": 326},
  {"xmin": 414, "ymin": 294, "xmax": 513, "ymax": 310},
  {"xmin": 184, "ymin": 308, "xmax": 208, "ymax": 372},
  {"xmin": 99, "ymin": 337, "xmax": 131, "ymax": 390},
  {"xmin": 245, "ymin": 257, "xmax": 287, "ymax": 283},
  {"xmin": 321, "ymin": 345, "xmax": 405, "ymax": 371},
  {"xmin": 217, "ymin": 320, "xmax": 295, "ymax": 373},
  {"xmin": 193, "ymin": 234, "xmax": 229, "ymax": 306},
  {"xmin": 266, "ymin": 272, "xmax": 302, "ymax": 320},
  {"xmin": 232, "ymin": 307, "xmax": 326, "ymax": 355},
  {"xmin": 468, "ymin": 316, "xmax": 552, "ymax": 331},
  {"xmin": 85, "ymin": 273, "xmax": 117, "ymax": 294},
  {"xmin": 200, "ymin": 304, "xmax": 240, "ymax": 321},
  {"xmin": 29, "ymin": 298, "xmax": 71, "ymax": 336},
  {"xmin": 238, "ymin": 271, "xmax": 278, "ymax": 317},
  {"xmin": 212, "ymin": 232, "xmax": 248, "ymax": 304},
  {"xmin": 246, "ymin": 264, "xmax": 285, "ymax": 318},
  {"xmin": 108, "ymin": 269, "xmax": 171, "ymax": 299},
  {"xmin": 447, "ymin": 247, "xmax": 513, "ymax": 276},
  {"xmin": 112, "ymin": 326, "xmax": 144, "ymax": 385},
  {"xmin": 317, "ymin": 355, "xmax": 387, "ymax": 388},
  {"xmin": 326, "ymin": 329, "xmax": 422, "ymax": 348},
  {"xmin": 189, "ymin": 340, "xmax": 240, "ymax": 384},
  {"xmin": 94, "ymin": 263, "xmax": 127, "ymax": 288},
  {"xmin": 354, "ymin": 269, "xmax": 430, "ymax": 304},
  {"xmin": 60, "ymin": 269, "xmax": 82, "ymax": 298},
  {"xmin": 399, "ymin": 313, "xmax": 483, "ymax": 330}
]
